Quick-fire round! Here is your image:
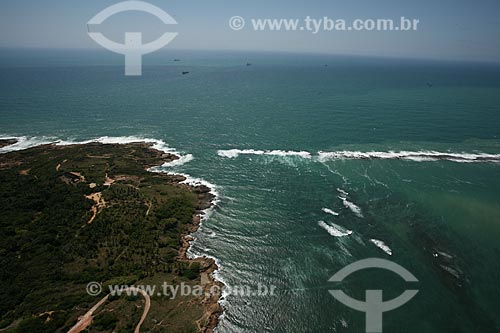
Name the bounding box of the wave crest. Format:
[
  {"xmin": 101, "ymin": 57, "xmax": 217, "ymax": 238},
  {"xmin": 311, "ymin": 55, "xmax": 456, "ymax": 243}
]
[
  {"xmin": 217, "ymin": 149, "xmax": 312, "ymax": 159},
  {"xmin": 215, "ymin": 146, "xmax": 500, "ymax": 163},
  {"xmin": 370, "ymin": 239, "xmax": 393, "ymax": 255},
  {"xmin": 318, "ymin": 221, "xmax": 353, "ymax": 237},
  {"xmin": 318, "ymin": 150, "xmax": 500, "ymax": 163}
]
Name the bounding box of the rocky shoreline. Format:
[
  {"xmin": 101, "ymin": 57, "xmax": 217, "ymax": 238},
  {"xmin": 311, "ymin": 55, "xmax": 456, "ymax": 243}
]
[
  {"xmin": 131, "ymin": 141, "xmax": 223, "ymax": 332},
  {"xmin": 94, "ymin": 141, "xmax": 224, "ymax": 332},
  {"xmin": 0, "ymin": 138, "xmax": 17, "ymax": 148},
  {"xmin": 168, "ymin": 171, "xmax": 224, "ymax": 333}
]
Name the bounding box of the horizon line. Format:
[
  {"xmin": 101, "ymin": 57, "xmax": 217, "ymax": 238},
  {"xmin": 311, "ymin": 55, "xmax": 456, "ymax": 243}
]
[{"xmin": 0, "ymin": 46, "xmax": 499, "ymax": 65}]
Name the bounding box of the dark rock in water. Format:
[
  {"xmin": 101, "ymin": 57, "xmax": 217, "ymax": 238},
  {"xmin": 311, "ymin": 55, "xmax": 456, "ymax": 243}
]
[
  {"xmin": 195, "ymin": 185, "xmax": 211, "ymax": 194},
  {"xmin": 432, "ymin": 251, "xmax": 467, "ymax": 290},
  {"xmin": 0, "ymin": 139, "xmax": 17, "ymax": 148},
  {"xmin": 168, "ymin": 174, "xmax": 187, "ymax": 183},
  {"xmin": 197, "ymin": 201, "xmax": 212, "ymax": 210},
  {"xmin": 182, "ymin": 71, "xmax": 190, "ymax": 75},
  {"xmin": 413, "ymin": 223, "xmax": 468, "ymax": 292},
  {"xmin": 439, "ymin": 264, "xmax": 462, "ymax": 280},
  {"xmin": 411, "ymin": 222, "xmax": 497, "ymax": 330}
]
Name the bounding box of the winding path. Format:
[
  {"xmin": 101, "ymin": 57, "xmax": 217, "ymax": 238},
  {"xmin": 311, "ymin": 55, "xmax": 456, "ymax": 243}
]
[{"xmin": 67, "ymin": 287, "xmax": 151, "ymax": 333}]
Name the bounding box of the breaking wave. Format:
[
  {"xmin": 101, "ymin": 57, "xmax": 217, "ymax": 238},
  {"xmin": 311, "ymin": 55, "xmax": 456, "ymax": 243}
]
[
  {"xmin": 370, "ymin": 239, "xmax": 393, "ymax": 256},
  {"xmin": 215, "ymin": 146, "xmax": 500, "ymax": 163},
  {"xmin": 322, "ymin": 208, "xmax": 339, "ymax": 216},
  {"xmin": 318, "ymin": 221, "xmax": 353, "ymax": 237},
  {"xmin": 338, "ymin": 196, "xmax": 364, "ymax": 218},
  {"xmin": 217, "ymin": 149, "xmax": 312, "ymax": 159},
  {"xmin": 318, "ymin": 150, "xmax": 500, "ymax": 163}
]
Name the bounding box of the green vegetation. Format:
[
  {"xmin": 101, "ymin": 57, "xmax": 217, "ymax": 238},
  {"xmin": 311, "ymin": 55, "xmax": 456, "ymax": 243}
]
[
  {"xmin": 92, "ymin": 312, "xmax": 118, "ymax": 331},
  {"xmin": 0, "ymin": 142, "xmax": 213, "ymax": 332}
]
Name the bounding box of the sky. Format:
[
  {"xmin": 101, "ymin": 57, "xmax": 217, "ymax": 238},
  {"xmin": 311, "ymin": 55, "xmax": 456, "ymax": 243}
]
[{"xmin": 0, "ymin": 0, "xmax": 499, "ymax": 62}]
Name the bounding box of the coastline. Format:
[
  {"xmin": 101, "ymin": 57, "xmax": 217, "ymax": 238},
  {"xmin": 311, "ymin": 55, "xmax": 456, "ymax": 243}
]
[
  {"xmin": 178, "ymin": 198, "xmax": 223, "ymax": 333},
  {"xmin": 0, "ymin": 137, "xmax": 224, "ymax": 332},
  {"xmin": 144, "ymin": 141, "xmax": 224, "ymax": 333},
  {"xmin": 159, "ymin": 162, "xmax": 224, "ymax": 332},
  {"xmin": 0, "ymin": 138, "xmax": 17, "ymax": 148}
]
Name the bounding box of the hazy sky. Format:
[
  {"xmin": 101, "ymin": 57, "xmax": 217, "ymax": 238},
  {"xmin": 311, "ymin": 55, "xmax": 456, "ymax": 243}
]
[{"xmin": 0, "ymin": 0, "xmax": 499, "ymax": 62}]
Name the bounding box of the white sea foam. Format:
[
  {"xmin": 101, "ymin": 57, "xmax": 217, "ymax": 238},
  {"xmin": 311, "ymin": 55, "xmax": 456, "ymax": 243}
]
[
  {"xmin": 44, "ymin": 135, "xmax": 192, "ymax": 173},
  {"xmin": 217, "ymin": 149, "xmax": 312, "ymax": 159},
  {"xmin": 322, "ymin": 208, "xmax": 340, "ymax": 216},
  {"xmin": 188, "ymin": 248, "xmax": 224, "ymax": 279},
  {"xmin": 339, "ymin": 197, "xmax": 364, "ymax": 218},
  {"xmin": 217, "ymin": 149, "xmax": 259, "ymax": 158},
  {"xmin": 370, "ymin": 239, "xmax": 393, "ymax": 256},
  {"xmin": 161, "ymin": 154, "xmax": 194, "ymax": 167},
  {"xmin": 318, "ymin": 221, "xmax": 353, "ymax": 237},
  {"xmin": 318, "ymin": 150, "xmax": 500, "ymax": 163},
  {"xmin": 172, "ymin": 172, "xmax": 220, "ymax": 216},
  {"xmin": 217, "ymin": 147, "xmax": 500, "ymax": 163},
  {"xmin": 216, "ymin": 147, "xmax": 500, "ymax": 163},
  {"xmin": 2, "ymin": 135, "xmax": 198, "ymax": 173},
  {"xmin": 336, "ymin": 188, "xmax": 349, "ymax": 197},
  {"xmin": 59, "ymin": 136, "xmax": 178, "ymax": 154},
  {"xmin": 187, "ymin": 246, "xmax": 228, "ymax": 303},
  {"xmin": 0, "ymin": 135, "xmax": 180, "ymax": 155},
  {"xmin": 264, "ymin": 150, "xmax": 312, "ymax": 158},
  {"xmin": 0, "ymin": 136, "xmax": 56, "ymax": 153}
]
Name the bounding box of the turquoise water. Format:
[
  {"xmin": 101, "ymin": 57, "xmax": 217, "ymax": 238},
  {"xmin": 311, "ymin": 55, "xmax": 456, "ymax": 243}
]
[{"xmin": 1, "ymin": 51, "xmax": 500, "ymax": 332}]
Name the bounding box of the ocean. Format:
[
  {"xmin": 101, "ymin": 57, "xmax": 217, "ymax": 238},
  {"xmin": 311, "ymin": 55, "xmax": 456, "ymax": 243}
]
[{"xmin": 1, "ymin": 49, "xmax": 500, "ymax": 332}]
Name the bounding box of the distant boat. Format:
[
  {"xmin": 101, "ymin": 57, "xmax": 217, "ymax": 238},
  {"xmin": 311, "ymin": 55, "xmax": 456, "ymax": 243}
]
[
  {"xmin": 173, "ymin": 59, "xmax": 181, "ymax": 62},
  {"xmin": 246, "ymin": 63, "xmax": 252, "ymax": 66},
  {"xmin": 182, "ymin": 71, "xmax": 190, "ymax": 75},
  {"xmin": 426, "ymin": 82, "xmax": 433, "ymax": 87}
]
